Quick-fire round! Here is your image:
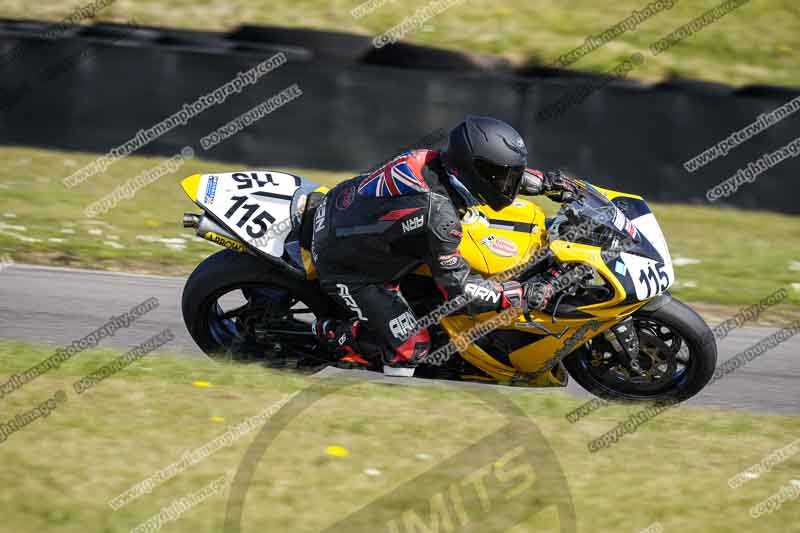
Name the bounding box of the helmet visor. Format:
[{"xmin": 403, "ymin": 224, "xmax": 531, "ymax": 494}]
[{"xmin": 473, "ymin": 158, "xmax": 525, "ymax": 197}]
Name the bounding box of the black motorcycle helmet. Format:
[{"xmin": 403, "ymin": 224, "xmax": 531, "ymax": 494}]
[{"xmin": 442, "ymin": 116, "xmax": 527, "ymax": 211}]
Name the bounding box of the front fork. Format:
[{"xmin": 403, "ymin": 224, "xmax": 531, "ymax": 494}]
[{"xmin": 603, "ymin": 317, "xmax": 642, "ymax": 373}]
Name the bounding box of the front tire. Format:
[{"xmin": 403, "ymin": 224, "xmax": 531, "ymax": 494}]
[{"xmin": 564, "ymin": 298, "xmax": 717, "ymax": 402}]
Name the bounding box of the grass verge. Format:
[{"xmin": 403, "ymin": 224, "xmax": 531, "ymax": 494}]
[{"xmin": 0, "ymin": 339, "xmax": 798, "ymax": 532}]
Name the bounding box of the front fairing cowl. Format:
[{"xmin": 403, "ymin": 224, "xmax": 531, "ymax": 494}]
[{"xmin": 581, "ymin": 183, "xmax": 675, "ymax": 301}]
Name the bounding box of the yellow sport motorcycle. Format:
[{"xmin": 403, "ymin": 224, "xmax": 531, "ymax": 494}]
[{"xmin": 179, "ymin": 170, "xmax": 717, "ymax": 402}]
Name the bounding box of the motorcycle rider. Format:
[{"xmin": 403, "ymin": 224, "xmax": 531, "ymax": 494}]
[{"xmin": 310, "ymin": 116, "xmax": 578, "ymax": 376}]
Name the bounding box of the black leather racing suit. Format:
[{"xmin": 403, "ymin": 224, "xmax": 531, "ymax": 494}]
[{"xmin": 310, "ymin": 149, "xmax": 521, "ymax": 367}]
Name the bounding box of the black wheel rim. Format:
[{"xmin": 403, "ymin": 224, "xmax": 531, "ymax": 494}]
[
  {"xmin": 575, "ymin": 316, "xmax": 694, "ymax": 399},
  {"xmin": 202, "ymin": 283, "xmax": 327, "ymax": 366}
]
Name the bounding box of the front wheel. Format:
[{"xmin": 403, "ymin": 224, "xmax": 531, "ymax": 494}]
[{"xmin": 563, "ymin": 297, "xmax": 717, "ymax": 402}]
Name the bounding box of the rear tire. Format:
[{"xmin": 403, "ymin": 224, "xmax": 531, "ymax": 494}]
[
  {"xmin": 182, "ymin": 250, "xmax": 332, "ymax": 357},
  {"xmin": 564, "ymin": 298, "xmax": 717, "ymax": 402}
]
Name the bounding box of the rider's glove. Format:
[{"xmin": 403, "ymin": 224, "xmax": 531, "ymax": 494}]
[
  {"xmin": 542, "ymin": 170, "xmax": 579, "ymax": 202},
  {"xmin": 524, "ymin": 280, "xmax": 555, "ymax": 311},
  {"xmin": 520, "ymin": 169, "xmax": 547, "ymax": 195},
  {"xmin": 498, "ymin": 280, "xmax": 554, "ymax": 312},
  {"xmin": 521, "ymin": 169, "xmax": 579, "ymax": 202}
]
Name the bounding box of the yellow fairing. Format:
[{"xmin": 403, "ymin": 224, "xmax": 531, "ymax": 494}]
[
  {"xmin": 549, "ymin": 240, "xmax": 627, "ymax": 310},
  {"xmin": 440, "ymin": 306, "xmax": 644, "ymax": 384},
  {"xmin": 439, "ymin": 312, "xmax": 617, "ymax": 384},
  {"xmin": 181, "ymin": 173, "xmax": 202, "ymax": 202},
  {"xmin": 459, "ymin": 199, "xmax": 546, "ymax": 275}
]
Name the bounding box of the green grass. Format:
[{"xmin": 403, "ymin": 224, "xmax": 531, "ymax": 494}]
[
  {"xmin": 0, "ymin": 0, "xmax": 798, "ymax": 87},
  {"xmin": 0, "ymin": 339, "xmax": 798, "ymax": 532},
  {"xmin": 651, "ymin": 204, "xmax": 800, "ymax": 308},
  {"xmin": 1, "ymin": 145, "xmax": 798, "ymax": 316}
]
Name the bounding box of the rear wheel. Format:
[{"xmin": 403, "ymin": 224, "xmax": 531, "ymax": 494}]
[
  {"xmin": 182, "ymin": 250, "xmax": 335, "ymax": 367},
  {"xmin": 563, "ymin": 297, "xmax": 717, "ymax": 402}
]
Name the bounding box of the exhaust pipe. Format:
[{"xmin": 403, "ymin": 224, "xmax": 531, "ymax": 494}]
[
  {"xmin": 182, "ymin": 212, "xmax": 247, "ymax": 253},
  {"xmin": 183, "ymin": 213, "xmax": 201, "ymax": 228}
]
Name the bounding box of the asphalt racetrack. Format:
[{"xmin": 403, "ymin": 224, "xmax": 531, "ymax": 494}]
[{"xmin": 1, "ymin": 263, "xmax": 797, "ymax": 414}]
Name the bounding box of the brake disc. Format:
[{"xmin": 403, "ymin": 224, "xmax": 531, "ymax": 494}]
[{"xmin": 629, "ymin": 332, "xmax": 678, "ymax": 388}]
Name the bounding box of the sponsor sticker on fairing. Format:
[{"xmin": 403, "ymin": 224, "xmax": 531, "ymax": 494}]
[
  {"xmin": 624, "ymin": 219, "xmax": 638, "ymax": 239},
  {"xmin": 204, "ymin": 175, "xmax": 218, "ymax": 204},
  {"xmin": 481, "ymin": 235, "xmax": 519, "ymax": 258},
  {"xmin": 612, "ymin": 207, "xmax": 626, "ymax": 231}
]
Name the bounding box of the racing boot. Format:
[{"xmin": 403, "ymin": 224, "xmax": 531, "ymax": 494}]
[{"xmin": 311, "ymin": 319, "xmax": 373, "ymax": 369}]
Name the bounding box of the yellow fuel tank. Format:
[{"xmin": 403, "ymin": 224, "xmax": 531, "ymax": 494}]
[{"xmin": 459, "ymin": 199, "xmax": 547, "ymax": 275}]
